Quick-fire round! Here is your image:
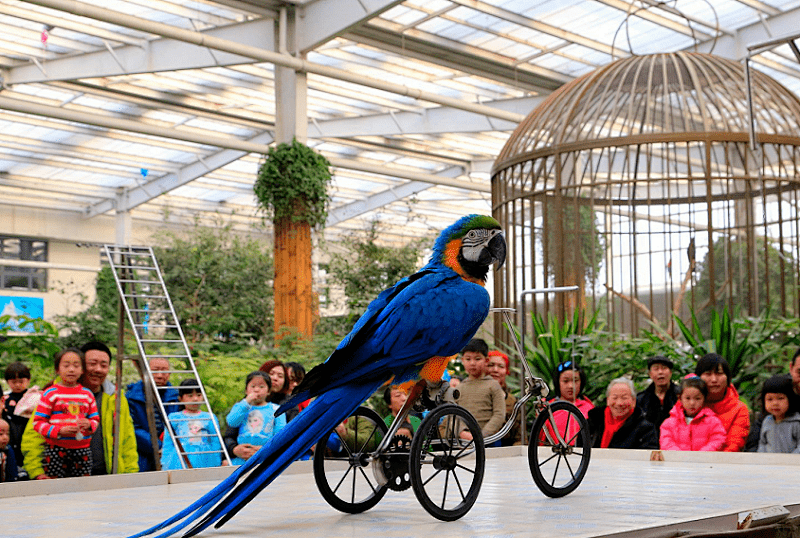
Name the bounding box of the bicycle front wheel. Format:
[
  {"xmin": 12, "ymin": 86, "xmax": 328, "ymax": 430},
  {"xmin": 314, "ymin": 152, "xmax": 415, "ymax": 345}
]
[{"xmin": 527, "ymin": 400, "xmax": 591, "ymax": 497}]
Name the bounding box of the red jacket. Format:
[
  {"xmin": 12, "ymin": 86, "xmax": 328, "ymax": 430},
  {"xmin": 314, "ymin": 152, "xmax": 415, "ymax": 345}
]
[
  {"xmin": 659, "ymin": 403, "xmax": 726, "ymax": 451},
  {"xmin": 706, "ymin": 385, "xmax": 750, "ymax": 452}
]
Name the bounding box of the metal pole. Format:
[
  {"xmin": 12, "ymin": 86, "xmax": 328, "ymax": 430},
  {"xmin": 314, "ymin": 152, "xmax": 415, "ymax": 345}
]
[{"xmin": 112, "ymin": 254, "xmax": 125, "ymax": 474}]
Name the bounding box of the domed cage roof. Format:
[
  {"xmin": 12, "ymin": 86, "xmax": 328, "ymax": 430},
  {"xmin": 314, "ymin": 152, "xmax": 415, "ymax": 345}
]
[{"xmin": 491, "ymin": 52, "xmax": 800, "ymax": 338}]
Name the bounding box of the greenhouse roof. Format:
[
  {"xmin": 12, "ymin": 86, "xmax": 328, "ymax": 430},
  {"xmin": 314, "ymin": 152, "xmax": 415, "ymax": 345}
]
[{"xmin": 1, "ymin": 0, "xmax": 799, "ymax": 245}]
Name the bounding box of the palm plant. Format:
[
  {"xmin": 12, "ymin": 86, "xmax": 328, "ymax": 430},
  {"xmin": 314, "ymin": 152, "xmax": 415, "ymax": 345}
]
[{"xmin": 525, "ymin": 308, "xmax": 599, "ymax": 391}]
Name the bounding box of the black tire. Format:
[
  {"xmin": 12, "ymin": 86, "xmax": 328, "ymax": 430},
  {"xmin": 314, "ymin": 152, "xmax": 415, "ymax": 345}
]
[
  {"xmin": 527, "ymin": 400, "xmax": 591, "ymax": 498},
  {"xmin": 313, "ymin": 406, "xmax": 389, "ymax": 513},
  {"xmin": 409, "ymin": 404, "xmax": 485, "ymax": 521}
]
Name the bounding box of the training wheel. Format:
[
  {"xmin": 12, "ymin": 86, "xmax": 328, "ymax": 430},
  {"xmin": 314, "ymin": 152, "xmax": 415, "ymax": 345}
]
[
  {"xmin": 409, "ymin": 404, "xmax": 485, "ymax": 521},
  {"xmin": 313, "ymin": 406, "xmax": 388, "ymax": 513}
]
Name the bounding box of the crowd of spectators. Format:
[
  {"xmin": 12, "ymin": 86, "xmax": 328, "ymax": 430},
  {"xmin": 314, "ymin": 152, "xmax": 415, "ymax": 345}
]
[{"xmin": 2, "ymin": 337, "xmax": 799, "ymax": 483}]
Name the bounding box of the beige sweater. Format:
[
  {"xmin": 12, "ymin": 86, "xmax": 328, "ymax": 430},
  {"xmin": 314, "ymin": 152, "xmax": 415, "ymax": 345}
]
[{"xmin": 456, "ymin": 375, "xmax": 506, "ymax": 437}]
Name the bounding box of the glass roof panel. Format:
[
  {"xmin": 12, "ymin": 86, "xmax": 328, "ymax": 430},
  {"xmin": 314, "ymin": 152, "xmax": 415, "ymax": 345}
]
[{"xmin": 0, "ymin": 0, "xmax": 798, "ymax": 246}]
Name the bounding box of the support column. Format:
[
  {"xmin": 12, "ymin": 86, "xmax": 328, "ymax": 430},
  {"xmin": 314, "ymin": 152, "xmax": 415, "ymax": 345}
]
[
  {"xmin": 115, "ymin": 206, "xmax": 133, "ymax": 246},
  {"xmin": 274, "ymin": 7, "xmax": 307, "ymax": 145},
  {"xmin": 272, "ymin": 8, "xmax": 314, "ymax": 340}
]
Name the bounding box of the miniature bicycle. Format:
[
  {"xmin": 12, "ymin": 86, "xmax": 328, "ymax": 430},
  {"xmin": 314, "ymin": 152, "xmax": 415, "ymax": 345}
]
[{"xmin": 313, "ymin": 287, "xmax": 591, "ymax": 521}]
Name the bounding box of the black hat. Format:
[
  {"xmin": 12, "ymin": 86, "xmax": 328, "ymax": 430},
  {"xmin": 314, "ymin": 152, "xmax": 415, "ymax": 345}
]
[{"xmin": 647, "ymin": 355, "xmax": 673, "ymax": 369}]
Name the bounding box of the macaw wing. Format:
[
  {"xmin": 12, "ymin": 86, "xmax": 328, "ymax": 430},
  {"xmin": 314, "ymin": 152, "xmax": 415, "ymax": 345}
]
[{"xmin": 284, "ymin": 267, "xmax": 489, "ymax": 407}]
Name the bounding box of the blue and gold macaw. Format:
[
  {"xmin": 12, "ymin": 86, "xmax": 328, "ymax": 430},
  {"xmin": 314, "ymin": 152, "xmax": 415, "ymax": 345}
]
[{"xmin": 131, "ymin": 214, "xmax": 506, "ymax": 538}]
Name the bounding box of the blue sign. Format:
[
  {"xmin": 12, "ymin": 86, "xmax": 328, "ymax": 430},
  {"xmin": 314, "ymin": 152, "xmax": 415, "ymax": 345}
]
[{"xmin": 0, "ymin": 296, "xmax": 45, "ymax": 333}]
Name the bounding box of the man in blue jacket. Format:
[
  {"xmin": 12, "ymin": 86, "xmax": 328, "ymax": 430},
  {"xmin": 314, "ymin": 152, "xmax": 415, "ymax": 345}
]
[{"xmin": 126, "ymin": 358, "xmax": 179, "ymax": 472}]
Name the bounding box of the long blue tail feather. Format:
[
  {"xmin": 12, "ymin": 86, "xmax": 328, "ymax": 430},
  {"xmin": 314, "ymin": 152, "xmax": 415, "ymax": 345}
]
[
  {"xmin": 183, "ymin": 382, "xmax": 381, "ymax": 536},
  {"xmin": 129, "ymin": 382, "xmax": 383, "ymax": 538}
]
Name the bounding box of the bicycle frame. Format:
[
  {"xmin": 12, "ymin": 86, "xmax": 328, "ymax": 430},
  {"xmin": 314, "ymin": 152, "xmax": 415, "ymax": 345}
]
[{"xmin": 484, "ymin": 286, "xmax": 579, "ymax": 446}]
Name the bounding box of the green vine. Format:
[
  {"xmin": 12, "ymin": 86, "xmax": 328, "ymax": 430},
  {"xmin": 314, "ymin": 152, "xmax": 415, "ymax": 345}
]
[{"xmin": 254, "ymin": 139, "xmax": 332, "ymax": 227}]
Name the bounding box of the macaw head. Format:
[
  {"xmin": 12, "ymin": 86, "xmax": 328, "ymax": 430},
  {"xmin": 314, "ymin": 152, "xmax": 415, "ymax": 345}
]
[{"xmin": 433, "ymin": 214, "xmax": 506, "ymax": 283}]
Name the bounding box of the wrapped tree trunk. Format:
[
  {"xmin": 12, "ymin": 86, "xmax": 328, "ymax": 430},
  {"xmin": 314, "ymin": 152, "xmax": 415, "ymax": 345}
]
[
  {"xmin": 254, "ymin": 139, "xmax": 331, "ymax": 343},
  {"xmin": 273, "ymin": 215, "xmax": 314, "ymax": 339}
]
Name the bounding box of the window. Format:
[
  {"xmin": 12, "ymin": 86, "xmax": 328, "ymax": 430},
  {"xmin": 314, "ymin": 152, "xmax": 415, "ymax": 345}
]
[{"xmin": 0, "ymin": 237, "xmax": 47, "ymax": 291}]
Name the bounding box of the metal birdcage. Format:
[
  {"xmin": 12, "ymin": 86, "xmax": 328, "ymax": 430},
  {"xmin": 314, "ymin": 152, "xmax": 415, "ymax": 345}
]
[{"xmin": 492, "ymin": 52, "xmax": 800, "ymax": 338}]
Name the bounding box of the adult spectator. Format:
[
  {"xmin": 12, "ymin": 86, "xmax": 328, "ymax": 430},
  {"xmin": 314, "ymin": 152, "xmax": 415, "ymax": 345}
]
[
  {"xmin": 745, "ymin": 348, "xmax": 800, "ymax": 451},
  {"xmin": 126, "ymin": 358, "xmax": 180, "ymax": 471},
  {"xmin": 588, "ymin": 377, "xmax": 658, "ymax": 449},
  {"xmin": 695, "ymin": 353, "xmax": 749, "ymax": 452},
  {"xmin": 636, "ymin": 356, "xmax": 679, "ymax": 437},
  {"xmin": 486, "ymin": 350, "xmax": 522, "ymax": 446},
  {"xmin": 21, "ymin": 342, "xmax": 138, "ymax": 478},
  {"xmin": 259, "ymin": 360, "xmax": 289, "ymax": 403},
  {"xmin": 284, "ymin": 362, "xmax": 310, "ymax": 414},
  {"xmin": 791, "ymin": 348, "xmax": 800, "ymax": 396}
]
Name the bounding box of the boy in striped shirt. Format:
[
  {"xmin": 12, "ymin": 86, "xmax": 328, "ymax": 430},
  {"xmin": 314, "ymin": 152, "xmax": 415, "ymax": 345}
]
[{"xmin": 33, "ymin": 348, "xmax": 99, "ymax": 478}]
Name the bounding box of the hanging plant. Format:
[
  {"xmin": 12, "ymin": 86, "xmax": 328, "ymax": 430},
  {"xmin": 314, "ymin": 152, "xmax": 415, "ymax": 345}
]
[{"xmin": 254, "ymin": 139, "xmax": 332, "ymax": 226}]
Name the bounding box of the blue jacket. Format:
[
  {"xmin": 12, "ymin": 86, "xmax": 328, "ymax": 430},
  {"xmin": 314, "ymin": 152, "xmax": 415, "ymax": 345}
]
[
  {"xmin": 1, "ymin": 445, "xmax": 17, "ymax": 482},
  {"xmin": 126, "ymin": 380, "xmax": 180, "ymax": 471},
  {"xmin": 161, "ymin": 410, "xmax": 223, "ymax": 470}
]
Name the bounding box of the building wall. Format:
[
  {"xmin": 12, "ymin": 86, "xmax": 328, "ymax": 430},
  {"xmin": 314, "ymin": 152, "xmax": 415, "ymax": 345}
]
[{"xmin": 1, "ymin": 206, "xmax": 160, "ymax": 325}]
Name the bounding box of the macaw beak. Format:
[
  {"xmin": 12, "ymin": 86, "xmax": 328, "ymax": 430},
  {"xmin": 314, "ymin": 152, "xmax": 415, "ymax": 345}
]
[{"xmin": 488, "ymin": 233, "xmax": 506, "ymax": 270}]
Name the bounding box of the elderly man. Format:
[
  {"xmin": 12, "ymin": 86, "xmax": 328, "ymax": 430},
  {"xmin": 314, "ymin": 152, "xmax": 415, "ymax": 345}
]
[
  {"xmin": 636, "ymin": 356, "xmax": 679, "ymax": 436},
  {"xmin": 126, "ymin": 358, "xmax": 179, "ymax": 472},
  {"xmin": 588, "ymin": 377, "xmax": 658, "ymax": 449},
  {"xmin": 22, "ymin": 341, "xmax": 138, "ymax": 478}
]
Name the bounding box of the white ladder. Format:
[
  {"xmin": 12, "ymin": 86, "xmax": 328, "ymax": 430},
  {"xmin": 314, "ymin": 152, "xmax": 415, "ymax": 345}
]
[{"xmin": 103, "ymin": 245, "xmax": 230, "ymax": 469}]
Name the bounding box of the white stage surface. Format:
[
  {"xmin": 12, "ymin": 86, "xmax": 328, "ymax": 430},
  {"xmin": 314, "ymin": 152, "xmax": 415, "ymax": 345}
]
[{"xmin": 2, "ymin": 448, "xmax": 799, "ymax": 538}]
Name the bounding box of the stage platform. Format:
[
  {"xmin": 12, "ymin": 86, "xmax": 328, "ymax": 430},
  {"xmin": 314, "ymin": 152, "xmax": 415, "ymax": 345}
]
[{"xmin": 1, "ymin": 447, "xmax": 799, "ymax": 538}]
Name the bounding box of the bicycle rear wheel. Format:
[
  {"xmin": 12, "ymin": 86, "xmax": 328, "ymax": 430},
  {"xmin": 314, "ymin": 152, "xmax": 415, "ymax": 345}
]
[
  {"xmin": 313, "ymin": 406, "xmax": 388, "ymax": 513},
  {"xmin": 527, "ymin": 400, "xmax": 591, "ymax": 497},
  {"xmin": 409, "ymin": 404, "xmax": 485, "ymax": 521}
]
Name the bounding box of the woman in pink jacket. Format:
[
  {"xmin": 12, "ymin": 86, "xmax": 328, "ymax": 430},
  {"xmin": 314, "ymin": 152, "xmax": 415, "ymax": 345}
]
[{"xmin": 660, "ymin": 376, "xmax": 726, "ymax": 451}]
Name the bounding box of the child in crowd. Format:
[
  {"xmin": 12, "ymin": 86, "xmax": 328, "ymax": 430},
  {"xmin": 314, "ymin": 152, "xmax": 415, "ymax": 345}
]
[
  {"xmin": 0, "ymin": 417, "xmax": 17, "ymax": 482},
  {"xmin": 383, "ymin": 385, "xmax": 420, "ymax": 438},
  {"xmin": 455, "ymin": 338, "xmax": 506, "ymax": 443},
  {"xmin": 2, "ymin": 361, "xmax": 32, "ymax": 473},
  {"xmin": 32, "ymin": 348, "xmax": 99, "ymax": 478},
  {"xmin": 757, "ymin": 374, "xmax": 800, "ymax": 453},
  {"xmin": 285, "ymin": 362, "xmax": 310, "ymax": 415},
  {"xmin": 659, "ymin": 376, "xmax": 725, "ymax": 452},
  {"xmin": 226, "ymin": 371, "xmax": 286, "ymax": 465},
  {"xmin": 161, "ymin": 379, "xmax": 225, "ymax": 470}
]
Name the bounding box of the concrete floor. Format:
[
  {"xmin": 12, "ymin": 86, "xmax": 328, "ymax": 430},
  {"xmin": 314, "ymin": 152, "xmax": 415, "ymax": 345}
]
[{"xmin": 1, "ymin": 448, "xmax": 799, "ymax": 538}]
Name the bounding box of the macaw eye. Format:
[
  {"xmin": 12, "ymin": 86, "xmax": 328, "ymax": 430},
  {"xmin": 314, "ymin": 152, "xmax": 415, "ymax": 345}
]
[{"xmin": 467, "ymin": 230, "xmax": 478, "ymax": 239}]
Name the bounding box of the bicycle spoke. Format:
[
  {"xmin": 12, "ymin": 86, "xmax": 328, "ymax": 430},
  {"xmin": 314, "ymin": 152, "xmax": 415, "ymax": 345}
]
[
  {"xmin": 451, "ymin": 468, "xmax": 467, "ymax": 501},
  {"xmin": 439, "ymin": 469, "xmax": 450, "ymax": 509},
  {"xmin": 331, "ymin": 465, "xmax": 354, "ymax": 495},
  {"xmin": 356, "ymin": 465, "xmax": 380, "ymax": 494},
  {"xmin": 562, "ymin": 454, "xmax": 577, "ymax": 480},
  {"xmin": 550, "ymin": 454, "xmax": 561, "ymax": 485}
]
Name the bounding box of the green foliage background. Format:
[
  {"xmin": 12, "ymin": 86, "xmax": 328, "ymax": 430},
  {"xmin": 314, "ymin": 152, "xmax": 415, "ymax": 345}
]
[
  {"xmin": 325, "ymin": 220, "xmax": 427, "ymax": 324},
  {"xmin": 4, "ymin": 215, "xmax": 800, "ymax": 429},
  {"xmin": 152, "ymin": 222, "xmax": 274, "ymax": 343}
]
